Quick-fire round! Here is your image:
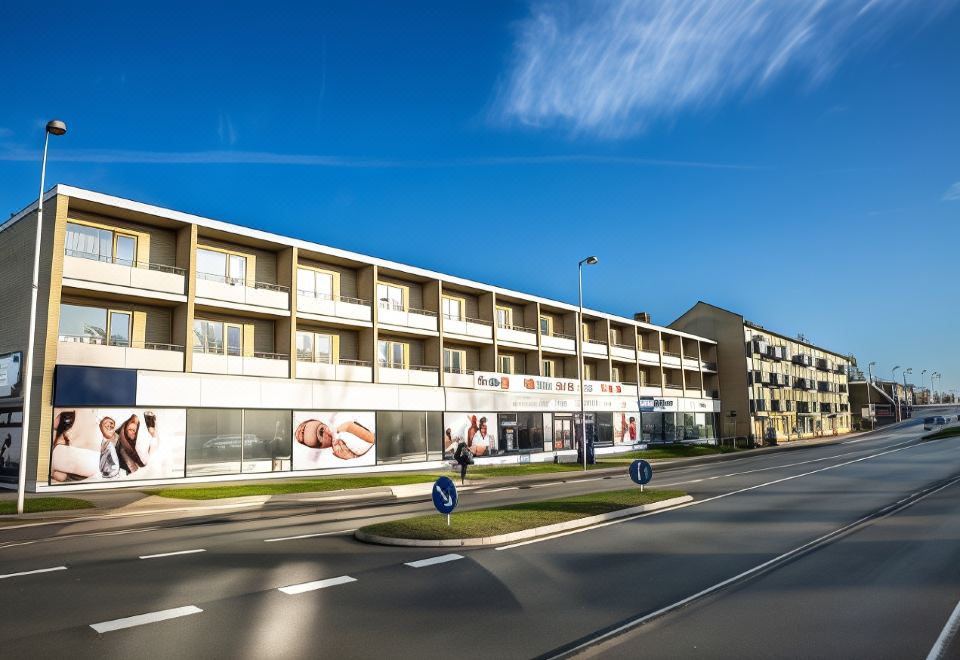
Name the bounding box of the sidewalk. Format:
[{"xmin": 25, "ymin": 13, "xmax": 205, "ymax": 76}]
[{"xmin": 0, "ymin": 429, "xmax": 870, "ymax": 528}]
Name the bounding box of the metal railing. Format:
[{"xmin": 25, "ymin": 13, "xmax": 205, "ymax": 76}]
[
  {"xmin": 252, "ymin": 351, "xmax": 289, "ymax": 360},
  {"xmin": 196, "ymin": 271, "xmax": 289, "ymax": 293},
  {"xmin": 613, "ymin": 343, "xmax": 636, "ymax": 350},
  {"xmin": 377, "ymin": 301, "xmax": 437, "ymax": 317},
  {"xmin": 59, "ymin": 335, "xmax": 184, "ymax": 351},
  {"xmin": 497, "ymin": 322, "xmax": 536, "ymax": 333},
  {"xmin": 297, "ymin": 290, "xmax": 371, "ymax": 306},
  {"xmin": 442, "ymin": 314, "xmax": 491, "ymax": 326},
  {"xmin": 338, "ymin": 358, "xmax": 372, "ymax": 367},
  {"xmin": 378, "ymin": 361, "xmax": 439, "ymax": 372},
  {"xmin": 584, "ymin": 338, "xmax": 608, "ymax": 346},
  {"xmin": 64, "ymin": 249, "xmax": 186, "ymax": 275},
  {"xmin": 443, "ymin": 366, "xmax": 475, "ymax": 375},
  {"xmin": 544, "ymin": 331, "xmax": 576, "ymax": 340},
  {"xmin": 662, "ymin": 350, "xmax": 681, "ymax": 358},
  {"xmin": 665, "ymin": 383, "xmax": 683, "ymax": 390}
]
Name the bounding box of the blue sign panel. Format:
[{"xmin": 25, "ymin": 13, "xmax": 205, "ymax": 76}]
[
  {"xmin": 432, "ymin": 476, "xmax": 458, "ymax": 514},
  {"xmin": 53, "ymin": 365, "xmax": 138, "ymax": 406},
  {"xmin": 629, "ymin": 459, "xmax": 653, "ymax": 486}
]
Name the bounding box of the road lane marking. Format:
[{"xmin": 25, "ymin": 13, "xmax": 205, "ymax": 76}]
[
  {"xmin": 927, "ymin": 596, "xmax": 960, "ymax": 660},
  {"xmin": 530, "ymin": 482, "xmax": 562, "ymax": 488},
  {"xmin": 90, "ymin": 606, "xmax": 203, "ymax": 633},
  {"xmin": 499, "ymin": 442, "xmax": 918, "ymax": 550},
  {"xmin": 278, "ymin": 575, "xmax": 357, "ymax": 595},
  {"xmin": 264, "ymin": 529, "xmax": 357, "ymax": 543},
  {"xmin": 0, "ymin": 566, "xmax": 67, "ymax": 580},
  {"xmin": 405, "ymin": 554, "xmax": 463, "ymax": 568},
  {"xmin": 478, "ymin": 487, "xmax": 519, "ymax": 494},
  {"xmin": 139, "ymin": 549, "xmax": 206, "ymax": 560},
  {"xmin": 545, "ymin": 474, "xmax": 960, "ymax": 659}
]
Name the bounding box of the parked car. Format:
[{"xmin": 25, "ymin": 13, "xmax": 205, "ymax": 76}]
[{"xmin": 923, "ymin": 417, "xmax": 940, "ymax": 431}]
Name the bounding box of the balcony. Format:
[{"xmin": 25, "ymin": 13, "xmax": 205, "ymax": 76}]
[
  {"xmin": 378, "ymin": 303, "xmax": 438, "ymax": 333},
  {"xmin": 496, "ymin": 323, "xmax": 537, "ymax": 348},
  {"xmin": 681, "ymin": 356, "xmax": 701, "ymax": 371},
  {"xmin": 639, "ymin": 384, "xmax": 663, "ymax": 397},
  {"xmin": 793, "ymin": 354, "xmax": 813, "ymax": 367},
  {"xmin": 443, "ymin": 367, "xmax": 476, "ymax": 388},
  {"xmin": 661, "ymin": 350, "xmax": 682, "ymax": 367},
  {"xmin": 63, "ymin": 250, "xmax": 186, "ymax": 297},
  {"xmin": 541, "ymin": 332, "xmax": 576, "ymax": 353},
  {"xmin": 583, "ymin": 339, "xmax": 608, "ymax": 358},
  {"xmin": 195, "ymin": 273, "xmax": 289, "ymax": 311},
  {"xmin": 685, "ymin": 386, "xmax": 703, "ymax": 397},
  {"xmin": 816, "ymin": 358, "xmax": 831, "ymax": 371},
  {"xmin": 638, "ymin": 349, "xmax": 661, "ymax": 365},
  {"xmin": 296, "ymin": 356, "xmax": 373, "ymax": 382},
  {"xmin": 702, "ymin": 361, "xmax": 718, "ymax": 372},
  {"xmin": 57, "ymin": 335, "xmax": 184, "ymax": 372},
  {"xmin": 297, "ymin": 291, "xmax": 372, "ymax": 324},
  {"xmin": 442, "ymin": 315, "xmax": 493, "ymax": 341},
  {"xmin": 610, "ymin": 344, "xmax": 636, "ymax": 361},
  {"xmin": 192, "ymin": 349, "xmax": 289, "ymax": 378},
  {"xmin": 378, "ymin": 363, "xmax": 439, "ymax": 387},
  {"xmin": 664, "ymin": 382, "xmax": 684, "ymax": 391}
]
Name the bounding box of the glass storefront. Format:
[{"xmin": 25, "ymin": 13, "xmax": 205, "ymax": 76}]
[
  {"xmin": 497, "ymin": 413, "xmax": 545, "ymax": 453},
  {"xmin": 642, "ymin": 412, "xmax": 718, "ymax": 443},
  {"xmin": 186, "ymin": 409, "xmax": 291, "ymax": 476},
  {"xmin": 376, "ymin": 411, "xmax": 443, "ymax": 464}
]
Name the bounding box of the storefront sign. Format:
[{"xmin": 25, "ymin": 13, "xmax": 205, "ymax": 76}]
[
  {"xmin": 474, "ymin": 372, "xmax": 628, "ymax": 396},
  {"xmin": 0, "ymin": 352, "xmax": 22, "ymax": 398}
]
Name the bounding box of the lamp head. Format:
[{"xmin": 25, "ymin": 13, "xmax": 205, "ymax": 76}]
[
  {"xmin": 580, "ymin": 256, "xmax": 599, "ymax": 266},
  {"xmin": 45, "ymin": 120, "xmax": 67, "ymax": 136}
]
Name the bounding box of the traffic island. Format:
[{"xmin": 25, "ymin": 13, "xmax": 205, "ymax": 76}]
[
  {"xmin": 355, "ymin": 489, "xmax": 691, "ymax": 547},
  {"xmin": 0, "ymin": 497, "xmax": 94, "ymax": 517}
]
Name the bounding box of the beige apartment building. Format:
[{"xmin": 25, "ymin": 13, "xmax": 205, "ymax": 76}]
[
  {"xmin": 0, "ymin": 186, "xmax": 721, "ymax": 491},
  {"xmin": 671, "ymin": 302, "xmax": 853, "ymax": 444}
]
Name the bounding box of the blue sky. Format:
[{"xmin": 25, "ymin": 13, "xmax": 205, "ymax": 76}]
[{"xmin": 1, "ymin": 1, "xmax": 958, "ymax": 394}]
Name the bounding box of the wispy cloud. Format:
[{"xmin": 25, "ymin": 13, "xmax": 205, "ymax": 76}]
[
  {"xmin": 0, "ymin": 147, "xmax": 759, "ymax": 170},
  {"xmin": 495, "ymin": 0, "xmax": 953, "ymax": 137},
  {"xmin": 944, "ymin": 182, "xmax": 960, "ymax": 201},
  {"xmin": 217, "ymin": 113, "xmax": 238, "ymax": 146}
]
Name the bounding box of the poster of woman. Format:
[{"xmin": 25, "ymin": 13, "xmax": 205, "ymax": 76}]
[
  {"xmin": 292, "ymin": 411, "xmax": 376, "ymax": 470},
  {"xmin": 49, "ymin": 408, "xmax": 186, "ymax": 483},
  {"xmin": 443, "ymin": 412, "xmax": 497, "ymax": 458},
  {"xmin": 615, "ymin": 413, "xmax": 639, "ymax": 445}
]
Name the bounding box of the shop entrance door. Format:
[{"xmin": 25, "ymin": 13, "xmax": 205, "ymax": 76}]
[{"xmin": 554, "ymin": 415, "xmax": 574, "ymax": 450}]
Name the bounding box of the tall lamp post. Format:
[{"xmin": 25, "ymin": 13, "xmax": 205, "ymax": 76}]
[
  {"xmin": 578, "ymin": 255, "xmax": 598, "ymax": 472},
  {"xmin": 867, "ymin": 361, "xmax": 876, "ymax": 430},
  {"xmin": 932, "ymin": 372, "xmax": 940, "ymax": 404},
  {"xmin": 921, "ymin": 369, "xmax": 928, "ymax": 404},
  {"xmin": 903, "ymin": 368, "xmax": 912, "ymax": 415},
  {"xmin": 892, "ymin": 366, "xmax": 901, "ymax": 422},
  {"xmin": 17, "ymin": 120, "xmax": 67, "ymax": 516}
]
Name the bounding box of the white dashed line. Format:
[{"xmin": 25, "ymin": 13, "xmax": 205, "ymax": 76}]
[
  {"xmin": 264, "ymin": 529, "xmax": 357, "ymax": 543},
  {"xmin": 405, "ymin": 554, "xmax": 464, "ymax": 568},
  {"xmin": 0, "ymin": 566, "xmax": 67, "ymax": 580},
  {"xmin": 478, "ymin": 487, "xmax": 519, "ymax": 494},
  {"xmin": 90, "ymin": 606, "xmax": 203, "ymax": 633},
  {"xmin": 279, "ymin": 575, "xmax": 357, "ymax": 595},
  {"xmin": 139, "ymin": 549, "xmax": 206, "ymax": 560}
]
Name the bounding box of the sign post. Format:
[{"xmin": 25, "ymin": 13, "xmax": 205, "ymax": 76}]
[
  {"xmin": 629, "ymin": 459, "xmax": 653, "ymax": 492},
  {"xmin": 432, "ymin": 476, "xmax": 458, "ymax": 525}
]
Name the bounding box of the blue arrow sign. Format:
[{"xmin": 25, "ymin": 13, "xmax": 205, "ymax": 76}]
[
  {"xmin": 432, "ymin": 476, "xmax": 458, "ymax": 515},
  {"xmin": 629, "ymin": 459, "xmax": 653, "ymax": 486}
]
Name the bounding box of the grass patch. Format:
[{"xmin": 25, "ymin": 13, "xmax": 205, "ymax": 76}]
[
  {"xmin": 142, "ymin": 474, "xmax": 449, "ymax": 500},
  {"xmin": 598, "ymin": 444, "xmax": 738, "ymax": 463},
  {"xmin": 360, "ymin": 488, "xmax": 686, "ymax": 540},
  {"xmin": 467, "ymin": 463, "xmax": 607, "ymax": 477},
  {"xmin": 924, "ymin": 426, "xmax": 960, "ymax": 440},
  {"xmin": 0, "ymin": 497, "xmax": 94, "ymax": 515}
]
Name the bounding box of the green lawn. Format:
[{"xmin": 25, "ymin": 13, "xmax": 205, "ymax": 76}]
[
  {"xmin": 360, "ymin": 488, "xmax": 686, "ymax": 540},
  {"xmin": 466, "ymin": 463, "xmax": 605, "ymax": 477},
  {"xmin": 142, "ymin": 474, "xmax": 450, "ymax": 500},
  {"xmin": 0, "ymin": 497, "xmax": 94, "ymax": 515},
  {"xmin": 597, "ymin": 443, "xmax": 739, "ymax": 463},
  {"xmin": 924, "ymin": 426, "xmax": 960, "ymax": 440}
]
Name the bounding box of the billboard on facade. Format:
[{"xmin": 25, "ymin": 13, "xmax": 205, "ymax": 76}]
[
  {"xmin": 0, "ymin": 409, "xmax": 22, "ymax": 483},
  {"xmin": 49, "ymin": 408, "xmax": 186, "ymax": 484},
  {"xmin": 443, "ymin": 412, "xmax": 497, "ymax": 457},
  {"xmin": 0, "ymin": 352, "xmax": 23, "ymax": 399},
  {"xmin": 614, "ymin": 412, "xmax": 640, "ymax": 445},
  {"xmin": 292, "ymin": 411, "xmax": 376, "ymax": 470}
]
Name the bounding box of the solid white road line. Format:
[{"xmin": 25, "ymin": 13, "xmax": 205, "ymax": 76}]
[
  {"xmin": 927, "ymin": 596, "xmax": 960, "ymax": 660},
  {"xmin": 498, "ymin": 442, "xmax": 918, "ymax": 550},
  {"xmin": 278, "ymin": 575, "xmax": 357, "ymax": 595},
  {"xmin": 264, "ymin": 529, "xmax": 357, "ymax": 543},
  {"xmin": 90, "ymin": 606, "xmax": 203, "ymax": 633},
  {"xmin": 405, "ymin": 554, "xmax": 464, "ymax": 568},
  {"xmin": 478, "ymin": 487, "xmax": 519, "ymax": 494},
  {"xmin": 139, "ymin": 549, "xmax": 206, "ymax": 560},
  {"xmin": 0, "ymin": 566, "xmax": 67, "ymax": 580}
]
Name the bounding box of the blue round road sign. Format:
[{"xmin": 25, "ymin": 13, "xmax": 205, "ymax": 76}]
[
  {"xmin": 432, "ymin": 476, "xmax": 458, "ymax": 514},
  {"xmin": 629, "ymin": 460, "xmax": 653, "ymax": 486}
]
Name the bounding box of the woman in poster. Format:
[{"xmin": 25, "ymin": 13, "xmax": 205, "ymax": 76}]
[
  {"xmin": 294, "ymin": 415, "xmax": 375, "ymax": 460},
  {"xmin": 50, "ymin": 411, "xmax": 98, "ymax": 482},
  {"xmin": 115, "ymin": 413, "xmax": 161, "ymax": 476},
  {"xmin": 98, "ymin": 416, "xmax": 120, "ymax": 479},
  {"xmin": 470, "ymin": 416, "xmax": 493, "ymax": 456}
]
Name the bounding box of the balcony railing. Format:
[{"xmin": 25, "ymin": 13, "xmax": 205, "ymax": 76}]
[
  {"xmin": 378, "ymin": 361, "xmax": 439, "ymax": 372},
  {"xmin": 443, "ymin": 366, "xmax": 476, "ymax": 375},
  {"xmin": 64, "ymin": 249, "xmax": 186, "ymax": 276},
  {"xmin": 443, "ymin": 314, "xmax": 491, "ymax": 326},
  {"xmin": 253, "ymin": 351, "xmax": 290, "ymax": 360},
  {"xmin": 662, "ymin": 350, "xmax": 681, "ymax": 358},
  {"xmin": 197, "ymin": 271, "xmax": 289, "ymax": 293},
  {"xmin": 665, "ymin": 383, "xmax": 683, "ymax": 390},
  {"xmin": 378, "ymin": 301, "xmax": 437, "ymax": 317},
  {"xmin": 497, "ymin": 322, "xmax": 536, "ymax": 333},
  {"xmin": 702, "ymin": 361, "xmax": 718, "ymax": 370},
  {"xmin": 613, "ymin": 343, "xmax": 636, "ymax": 350},
  {"xmin": 59, "ymin": 335, "xmax": 183, "ymax": 351},
  {"xmin": 544, "ymin": 331, "xmax": 575, "ymax": 340},
  {"xmin": 297, "ymin": 290, "xmax": 371, "ymax": 307}
]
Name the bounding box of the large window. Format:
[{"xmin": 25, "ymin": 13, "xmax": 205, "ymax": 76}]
[
  {"xmin": 376, "ymin": 411, "xmax": 442, "ymax": 464},
  {"xmin": 378, "ymin": 339, "xmax": 407, "ymax": 368},
  {"xmin": 377, "ymin": 283, "xmax": 405, "ymax": 311},
  {"xmin": 65, "ymin": 222, "xmax": 137, "ymax": 266},
  {"xmin": 193, "ymin": 320, "xmax": 242, "ymax": 355},
  {"xmin": 497, "ymin": 413, "xmax": 545, "ymax": 453},
  {"xmin": 499, "ymin": 354, "xmax": 515, "ymax": 374},
  {"xmin": 496, "ymin": 306, "xmax": 512, "ymax": 328},
  {"xmin": 59, "ymin": 304, "xmax": 131, "ymax": 347},
  {"xmin": 186, "ymin": 409, "xmax": 291, "ymax": 476},
  {"xmin": 441, "ymin": 296, "xmax": 463, "ymax": 321},
  {"xmin": 297, "ymin": 267, "xmax": 335, "ymax": 300},
  {"xmin": 540, "ymin": 316, "xmax": 553, "ymax": 336},
  {"xmin": 296, "ymin": 331, "xmax": 334, "ymax": 363},
  {"xmin": 197, "ymin": 248, "xmax": 246, "ymax": 285},
  {"xmin": 443, "ymin": 348, "xmax": 466, "ymax": 374},
  {"xmin": 541, "ymin": 359, "xmax": 558, "ymax": 378}
]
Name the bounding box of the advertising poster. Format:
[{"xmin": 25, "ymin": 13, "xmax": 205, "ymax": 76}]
[
  {"xmin": 49, "ymin": 408, "xmax": 186, "ymax": 484},
  {"xmin": 292, "ymin": 411, "xmax": 376, "ymax": 470},
  {"xmin": 0, "ymin": 352, "xmax": 22, "ymax": 399},
  {"xmin": 614, "ymin": 412, "xmax": 639, "ymax": 445},
  {"xmin": 443, "ymin": 412, "xmax": 497, "ymax": 457},
  {"xmin": 0, "ymin": 409, "xmax": 22, "ymax": 483}
]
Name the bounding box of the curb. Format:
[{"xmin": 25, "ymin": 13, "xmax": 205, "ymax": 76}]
[{"xmin": 354, "ymin": 494, "xmax": 694, "ymax": 547}]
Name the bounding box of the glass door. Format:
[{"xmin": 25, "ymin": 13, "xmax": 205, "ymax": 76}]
[
  {"xmin": 226, "ymin": 324, "xmax": 242, "ymax": 356},
  {"xmin": 114, "ymin": 234, "xmax": 136, "ymax": 266},
  {"xmin": 108, "ymin": 311, "xmax": 131, "ymax": 347},
  {"xmin": 554, "ymin": 415, "xmax": 573, "ymax": 450}
]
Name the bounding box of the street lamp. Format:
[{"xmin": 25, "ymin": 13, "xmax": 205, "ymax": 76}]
[
  {"xmin": 867, "ymin": 361, "xmax": 876, "ymax": 429},
  {"xmin": 892, "ymin": 366, "xmax": 901, "ymax": 422},
  {"xmin": 921, "ymin": 369, "xmax": 928, "ymax": 404},
  {"xmin": 903, "ymin": 368, "xmax": 912, "ymax": 415},
  {"xmin": 932, "ymin": 372, "xmax": 940, "ymax": 404},
  {"xmin": 17, "ymin": 120, "xmax": 67, "ymax": 516},
  {"xmin": 578, "ymin": 255, "xmax": 598, "ymax": 472}
]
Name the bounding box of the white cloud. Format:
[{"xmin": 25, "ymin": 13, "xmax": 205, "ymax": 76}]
[
  {"xmin": 496, "ymin": 0, "xmax": 953, "ymax": 137},
  {"xmin": 944, "ymin": 182, "xmax": 960, "ymax": 201},
  {"xmin": 217, "ymin": 113, "xmax": 237, "ymax": 146}
]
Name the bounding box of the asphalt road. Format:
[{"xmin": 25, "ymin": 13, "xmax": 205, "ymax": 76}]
[{"xmin": 1, "ymin": 408, "xmax": 958, "ymax": 659}]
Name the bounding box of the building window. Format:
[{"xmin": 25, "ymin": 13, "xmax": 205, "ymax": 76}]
[
  {"xmin": 65, "ymin": 222, "xmax": 139, "ymax": 266},
  {"xmin": 499, "ymin": 354, "xmax": 515, "ymax": 374},
  {"xmin": 542, "ymin": 359, "xmax": 557, "ymax": 377},
  {"xmin": 197, "ymin": 248, "xmax": 247, "ymax": 285},
  {"xmin": 443, "ymin": 348, "xmax": 466, "ymax": 373},
  {"xmin": 378, "ymin": 339, "xmax": 408, "ymax": 368},
  {"xmin": 58, "ymin": 304, "xmax": 132, "ymax": 347},
  {"xmin": 540, "ymin": 316, "xmax": 553, "ymax": 336},
  {"xmin": 185, "ymin": 409, "xmax": 291, "ymax": 477},
  {"xmin": 583, "ymin": 363, "xmax": 595, "ymax": 380},
  {"xmin": 297, "ymin": 267, "xmax": 336, "ymax": 300},
  {"xmin": 193, "ymin": 320, "xmax": 242, "ymax": 356},
  {"xmin": 611, "ymin": 366, "xmax": 622, "ymax": 382},
  {"xmin": 296, "ymin": 331, "xmax": 334, "ymax": 363},
  {"xmin": 496, "ymin": 306, "xmax": 512, "ymax": 328},
  {"xmin": 377, "ymin": 283, "xmax": 406, "ymax": 311},
  {"xmin": 376, "ymin": 411, "xmax": 442, "ymax": 464},
  {"xmin": 441, "ymin": 296, "xmax": 464, "ymax": 321}
]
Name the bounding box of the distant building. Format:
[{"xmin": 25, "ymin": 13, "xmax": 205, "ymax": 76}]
[{"xmin": 671, "ymin": 302, "xmax": 853, "ymax": 444}]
